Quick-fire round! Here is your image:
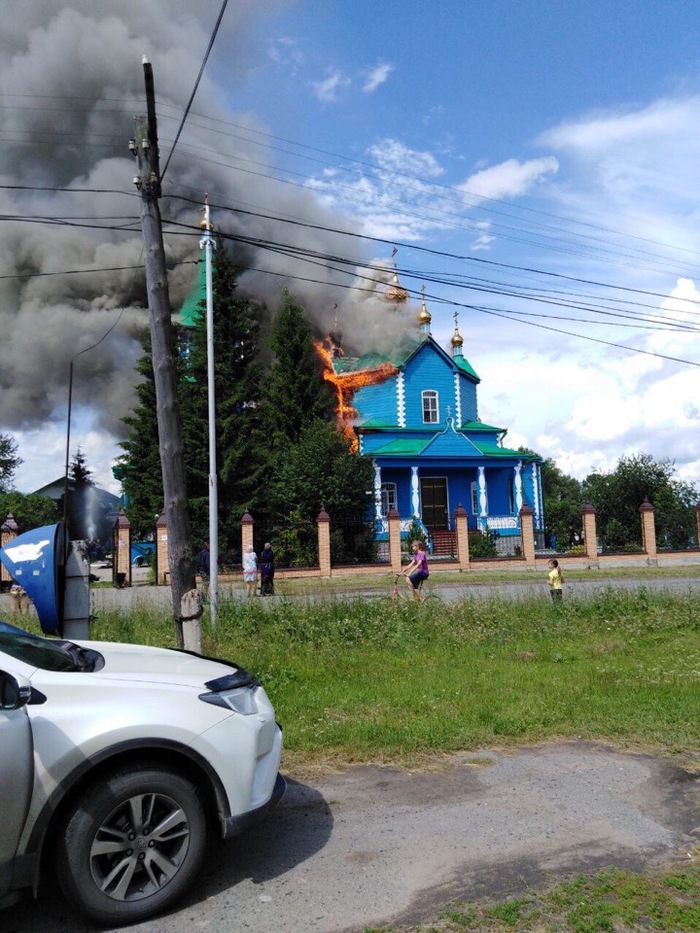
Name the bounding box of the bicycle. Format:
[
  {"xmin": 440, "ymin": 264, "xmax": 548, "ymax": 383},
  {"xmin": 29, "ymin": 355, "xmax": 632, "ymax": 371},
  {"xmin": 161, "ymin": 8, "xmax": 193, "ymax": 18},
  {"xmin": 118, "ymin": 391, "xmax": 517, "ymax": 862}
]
[{"xmin": 390, "ymin": 572, "xmax": 438, "ymax": 605}]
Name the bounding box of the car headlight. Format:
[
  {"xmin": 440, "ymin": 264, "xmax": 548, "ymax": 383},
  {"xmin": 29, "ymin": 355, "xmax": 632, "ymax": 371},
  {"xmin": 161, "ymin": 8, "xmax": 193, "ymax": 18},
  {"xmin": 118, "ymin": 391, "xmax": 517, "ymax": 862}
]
[{"xmin": 199, "ymin": 686, "xmax": 259, "ymax": 715}]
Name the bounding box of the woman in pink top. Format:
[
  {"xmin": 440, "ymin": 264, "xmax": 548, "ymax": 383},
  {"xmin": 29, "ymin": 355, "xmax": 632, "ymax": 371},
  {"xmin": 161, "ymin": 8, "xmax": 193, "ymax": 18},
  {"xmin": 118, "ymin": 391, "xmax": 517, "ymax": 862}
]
[{"xmin": 404, "ymin": 540, "xmax": 429, "ymax": 600}]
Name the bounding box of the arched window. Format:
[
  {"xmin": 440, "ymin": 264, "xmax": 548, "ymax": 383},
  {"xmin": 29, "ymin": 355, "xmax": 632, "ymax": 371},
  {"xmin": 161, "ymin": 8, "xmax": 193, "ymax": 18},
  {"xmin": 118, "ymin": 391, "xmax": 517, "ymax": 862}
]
[{"xmin": 422, "ymin": 390, "xmax": 439, "ymax": 424}]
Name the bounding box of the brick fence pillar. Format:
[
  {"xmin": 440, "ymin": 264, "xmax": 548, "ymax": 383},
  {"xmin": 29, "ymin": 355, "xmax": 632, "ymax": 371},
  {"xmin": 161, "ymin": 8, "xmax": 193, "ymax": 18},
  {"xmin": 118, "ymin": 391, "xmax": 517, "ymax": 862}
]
[
  {"xmin": 317, "ymin": 509, "xmax": 331, "ymax": 578},
  {"xmin": 519, "ymin": 504, "xmax": 536, "ymax": 567},
  {"xmin": 454, "ymin": 503, "xmax": 470, "ymax": 570},
  {"xmin": 582, "ymin": 502, "xmax": 598, "ymax": 562},
  {"xmin": 241, "ymin": 511, "xmax": 254, "ymax": 558},
  {"xmin": 1, "ymin": 512, "xmax": 18, "ymax": 586},
  {"xmin": 388, "ymin": 508, "xmax": 402, "ymax": 573},
  {"xmin": 112, "ymin": 509, "xmax": 131, "ymax": 588},
  {"xmin": 155, "ymin": 509, "xmax": 169, "ymax": 585},
  {"xmin": 639, "ymin": 499, "xmax": 657, "ymax": 562}
]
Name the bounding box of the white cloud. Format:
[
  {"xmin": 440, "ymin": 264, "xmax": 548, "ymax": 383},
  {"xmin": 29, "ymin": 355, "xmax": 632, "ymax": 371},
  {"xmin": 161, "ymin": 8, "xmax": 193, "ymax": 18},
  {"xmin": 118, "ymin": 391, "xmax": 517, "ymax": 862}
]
[
  {"xmin": 458, "ymin": 157, "xmax": 559, "ymax": 202},
  {"xmin": 362, "ymin": 62, "xmax": 394, "ymax": 93},
  {"xmin": 367, "ymin": 138, "xmax": 444, "ymax": 178},
  {"xmin": 310, "ymin": 68, "xmax": 350, "ymax": 102}
]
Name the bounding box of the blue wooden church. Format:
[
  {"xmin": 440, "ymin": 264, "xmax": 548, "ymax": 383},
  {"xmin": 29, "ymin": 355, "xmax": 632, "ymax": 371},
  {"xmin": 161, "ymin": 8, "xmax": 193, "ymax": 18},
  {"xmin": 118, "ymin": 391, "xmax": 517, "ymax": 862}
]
[{"xmin": 328, "ymin": 271, "xmax": 544, "ymax": 554}]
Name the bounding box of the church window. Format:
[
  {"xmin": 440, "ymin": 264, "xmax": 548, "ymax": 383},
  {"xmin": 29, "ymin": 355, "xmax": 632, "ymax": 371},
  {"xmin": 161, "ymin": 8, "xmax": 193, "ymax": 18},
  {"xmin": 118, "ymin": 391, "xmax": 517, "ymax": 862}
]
[
  {"xmin": 508, "ymin": 479, "xmax": 515, "ymax": 513},
  {"xmin": 422, "ymin": 390, "xmax": 439, "ymax": 423},
  {"xmin": 380, "ymin": 483, "xmax": 397, "ymax": 516},
  {"xmin": 470, "ymin": 481, "xmax": 478, "ymax": 514}
]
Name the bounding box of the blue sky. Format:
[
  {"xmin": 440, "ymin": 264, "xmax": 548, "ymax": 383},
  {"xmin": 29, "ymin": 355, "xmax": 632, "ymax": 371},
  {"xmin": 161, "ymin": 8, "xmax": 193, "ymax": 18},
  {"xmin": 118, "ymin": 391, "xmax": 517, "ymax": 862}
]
[{"xmin": 3, "ymin": 0, "xmax": 700, "ymax": 495}]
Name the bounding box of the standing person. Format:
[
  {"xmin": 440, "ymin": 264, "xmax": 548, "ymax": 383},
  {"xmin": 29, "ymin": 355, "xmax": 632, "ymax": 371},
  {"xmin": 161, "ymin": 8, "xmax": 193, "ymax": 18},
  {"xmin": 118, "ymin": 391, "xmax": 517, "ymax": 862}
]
[
  {"xmin": 403, "ymin": 539, "xmax": 429, "ymax": 600},
  {"xmin": 260, "ymin": 542, "xmax": 275, "ymax": 596},
  {"xmin": 9, "ymin": 582, "xmax": 31, "ymax": 616},
  {"xmin": 548, "ymin": 558, "xmax": 564, "ymax": 601},
  {"xmin": 243, "ymin": 544, "xmax": 258, "ymax": 596},
  {"xmin": 196, "ymin": 542, "xmax": 210, "ymax": 602}
]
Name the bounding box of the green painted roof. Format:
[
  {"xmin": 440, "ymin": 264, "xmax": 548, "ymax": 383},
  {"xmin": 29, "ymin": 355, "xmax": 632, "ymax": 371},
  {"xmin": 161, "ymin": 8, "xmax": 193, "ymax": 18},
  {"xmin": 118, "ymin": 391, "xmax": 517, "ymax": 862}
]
[
  {"xmin": 179, "ymin": 254, "xmax": 206, "ymax": 327},
  {"xmin": 454, "ymin": 354, "xmax": 480, "ymax": 381},
  {"xmin": 470, "ymin": 439, "xmax": 537, "ymax": 458},
  {"xmin": 460, "ymin": 419, "xmax": 506, "ymax": 433},
  {"xmin": 333, "ymin": 337, "xmax": 422, "ymax": 374},
  {"xmin": 370, "ymin": 437, "xmax": 430, "ymax": 456}
]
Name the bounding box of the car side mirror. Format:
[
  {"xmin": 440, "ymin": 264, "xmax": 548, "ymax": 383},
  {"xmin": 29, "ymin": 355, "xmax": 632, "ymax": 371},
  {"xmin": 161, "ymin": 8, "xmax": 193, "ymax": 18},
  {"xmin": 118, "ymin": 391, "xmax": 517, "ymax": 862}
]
[{"xmin": 0, "ymin": 670, "xmax": 32, "ymax": 711}]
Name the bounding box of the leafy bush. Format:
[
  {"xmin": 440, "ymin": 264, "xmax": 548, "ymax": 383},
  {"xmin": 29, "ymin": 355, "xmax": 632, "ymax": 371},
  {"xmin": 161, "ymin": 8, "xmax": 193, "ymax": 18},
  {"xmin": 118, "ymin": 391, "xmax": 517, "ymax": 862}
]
[{"xmin": 469, "ymin": 530, "xmax": 497, "ymax": 559}]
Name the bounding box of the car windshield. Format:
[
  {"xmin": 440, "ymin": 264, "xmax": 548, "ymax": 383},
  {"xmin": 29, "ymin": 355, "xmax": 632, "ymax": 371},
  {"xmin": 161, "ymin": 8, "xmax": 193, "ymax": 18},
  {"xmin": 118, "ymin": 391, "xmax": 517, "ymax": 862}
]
[{"xmin": 0, "ymin": 623, "xmax": 103, "ymax": 672}]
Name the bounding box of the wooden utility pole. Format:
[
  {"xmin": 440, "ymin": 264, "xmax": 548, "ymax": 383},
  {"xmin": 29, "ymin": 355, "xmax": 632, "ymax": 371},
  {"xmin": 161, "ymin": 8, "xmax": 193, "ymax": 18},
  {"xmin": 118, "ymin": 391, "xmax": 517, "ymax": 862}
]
[{"xmin": 132, "ymin": 58, "xmax": 200, "ymax": 651}]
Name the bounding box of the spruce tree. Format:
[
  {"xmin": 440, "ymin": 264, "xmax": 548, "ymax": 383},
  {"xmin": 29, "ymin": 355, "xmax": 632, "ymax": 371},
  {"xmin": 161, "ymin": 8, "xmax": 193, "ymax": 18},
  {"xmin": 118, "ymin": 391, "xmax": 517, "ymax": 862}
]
[
  {"xmin": 262, "ymin": 288, "xmax": 336, "ymax": 449},
  {"xmin": 117, "ymin": 329, "xmax": 172, "ymax": 540},
  {"xmin": 182, "ymin": 241, "xmax": 267, "ymax": 561}
]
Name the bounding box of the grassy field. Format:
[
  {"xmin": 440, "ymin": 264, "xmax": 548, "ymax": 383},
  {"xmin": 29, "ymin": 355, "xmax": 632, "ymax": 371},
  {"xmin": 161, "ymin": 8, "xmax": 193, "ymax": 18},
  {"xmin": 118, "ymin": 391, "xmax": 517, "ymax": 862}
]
[
  {"xmin": 93, "ymin": 584, "xmax": 700, "ymax": 768},
  {"xmin": 90, "ymin": 585, "xmax": 700, "ymax": 932}
]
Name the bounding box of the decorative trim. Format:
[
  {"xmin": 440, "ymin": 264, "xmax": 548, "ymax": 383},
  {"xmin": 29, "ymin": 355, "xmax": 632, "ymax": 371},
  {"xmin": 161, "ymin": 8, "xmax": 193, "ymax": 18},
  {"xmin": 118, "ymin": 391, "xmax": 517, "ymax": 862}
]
[
  {"xmin": 453, "ymin": 372, "xmax": 462, "ymax": 426},
  {"xmin": 397, "ymin": 371, "xmax": 406, "ymax": 427}
]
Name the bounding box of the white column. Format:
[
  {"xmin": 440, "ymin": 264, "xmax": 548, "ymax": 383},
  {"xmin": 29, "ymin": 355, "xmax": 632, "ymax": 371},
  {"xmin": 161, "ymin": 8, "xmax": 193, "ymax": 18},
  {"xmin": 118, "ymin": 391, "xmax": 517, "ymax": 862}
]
[
  {"xmin": 531, "ymin": 461, "xmax": 541, "ymax": 529},
  {"xmin": 411, "ymin": 466, "xmax": 420, "ymax": 517},
  {"xmin": 514, "ymin": 461, "xmax": 523, "ymax": 513},
  {"xmin": 373, "ymin": 462, "xmax": 383, "ymax": 522},
  {"xmin": 478, "ymin": 466, "xmax": 488, "ymax": 530}
]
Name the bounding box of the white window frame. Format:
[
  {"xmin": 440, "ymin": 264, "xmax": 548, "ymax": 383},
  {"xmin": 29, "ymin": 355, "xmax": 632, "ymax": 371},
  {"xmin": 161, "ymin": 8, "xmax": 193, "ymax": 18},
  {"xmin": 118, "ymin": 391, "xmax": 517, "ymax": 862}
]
[
  {"xmin": 380, "ymin": 482, "xmax": 397, "ymax": 517},
  {"xmin": 422, "ymin": 390, "xmax": 439, "ymax": 424}
]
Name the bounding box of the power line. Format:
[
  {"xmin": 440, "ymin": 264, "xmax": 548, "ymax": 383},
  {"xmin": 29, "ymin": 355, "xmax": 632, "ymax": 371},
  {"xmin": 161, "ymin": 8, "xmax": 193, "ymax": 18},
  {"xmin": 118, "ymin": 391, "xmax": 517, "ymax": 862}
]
[{"xmin": 160, "ymin": 0, "xmax": 229, "ymax": 181}]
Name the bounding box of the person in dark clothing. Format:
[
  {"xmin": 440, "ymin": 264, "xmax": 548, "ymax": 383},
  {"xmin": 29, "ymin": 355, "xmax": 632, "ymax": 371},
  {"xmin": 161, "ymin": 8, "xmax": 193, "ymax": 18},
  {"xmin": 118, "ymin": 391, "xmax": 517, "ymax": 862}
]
[
  {"xmin": 197, "ymin": 543, "xmax": 210, "ymax": 599},
  {"xmin": 260, "ymin": 542, "xmax": 275, "ymax": 595},
  {"xmin": 197, "ymin": 543, "xmax": 210, "ymax": 578}
]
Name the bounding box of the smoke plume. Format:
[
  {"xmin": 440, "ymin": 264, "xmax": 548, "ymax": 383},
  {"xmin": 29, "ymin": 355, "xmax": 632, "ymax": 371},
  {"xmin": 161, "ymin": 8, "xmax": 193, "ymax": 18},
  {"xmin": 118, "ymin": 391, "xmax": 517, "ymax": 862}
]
[{"xmin": 0, "ymin": 3, "xmax": 417, "ymax": 459}]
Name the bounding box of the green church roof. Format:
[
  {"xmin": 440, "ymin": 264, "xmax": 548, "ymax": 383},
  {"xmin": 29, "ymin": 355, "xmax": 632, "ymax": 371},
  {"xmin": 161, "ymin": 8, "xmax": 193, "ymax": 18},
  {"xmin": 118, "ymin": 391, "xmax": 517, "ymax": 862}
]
[{"xmin": 179, "ymin": 254, "xmax": 207, "ymax": 327}]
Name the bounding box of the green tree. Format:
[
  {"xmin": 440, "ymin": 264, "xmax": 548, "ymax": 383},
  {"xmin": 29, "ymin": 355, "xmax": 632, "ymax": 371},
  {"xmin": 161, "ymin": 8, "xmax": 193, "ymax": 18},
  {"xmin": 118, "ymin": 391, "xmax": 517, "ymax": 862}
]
[
  {"xmin": 582, "ymin": 453, "xmax": 697, "ymax": 550},
  {"xmin": 182, "ymin": 242, "xmax": 267, "ymax": 561},
  {"xmin": 518, "ymin": 448, "xmax": 582, "ymax": 549},
  {"xmin": 0, "ymin": 492, "xmax": 58, "ymax": 532},
  {"xmin": 117, "ymin": 328, "xmax": 167, "ymax": 540},
  {"xmin": 0, "ymin": 433, "xmax": 22, "ymax": 493},
  {"xmin": 63, "ymin": 447, "xmax": 95, "ymax": 540},
  {"xmin": 262, "ymin": 289, "xmax": 336, "ymax": 450},
  {"xmin": 266, "ymin": 419, "xmax": 375, "ymax": 566}
]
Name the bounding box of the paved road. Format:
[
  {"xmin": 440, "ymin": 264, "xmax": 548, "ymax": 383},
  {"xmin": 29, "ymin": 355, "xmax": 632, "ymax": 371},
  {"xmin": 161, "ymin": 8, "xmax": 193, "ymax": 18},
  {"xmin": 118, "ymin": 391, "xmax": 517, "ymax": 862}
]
[{"xmin": 6, "ymin": 742, "xmax": 699, "ymax": 933}]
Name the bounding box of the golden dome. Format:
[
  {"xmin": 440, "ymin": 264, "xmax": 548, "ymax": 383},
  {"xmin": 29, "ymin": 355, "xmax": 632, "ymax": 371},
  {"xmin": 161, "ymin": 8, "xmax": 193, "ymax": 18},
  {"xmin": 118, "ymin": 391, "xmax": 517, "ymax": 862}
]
[
  {"xmin": 451, "ymin": 326, "xmax": 464, "ymax": 348},
  {"xmin": 384, "ymin": 270, "xmax": 408, "ymax": 303},
  {"xmin": 418, "ymin": 299, "xmax": 432, "ymax": 324}
]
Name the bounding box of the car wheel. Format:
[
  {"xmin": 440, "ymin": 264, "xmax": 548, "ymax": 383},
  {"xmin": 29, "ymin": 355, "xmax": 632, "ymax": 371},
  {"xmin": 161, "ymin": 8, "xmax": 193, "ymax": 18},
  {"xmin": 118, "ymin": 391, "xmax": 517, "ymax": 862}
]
[{"xmin": 56, "ymin": 765, "xmax": 207, "ymax": 925}]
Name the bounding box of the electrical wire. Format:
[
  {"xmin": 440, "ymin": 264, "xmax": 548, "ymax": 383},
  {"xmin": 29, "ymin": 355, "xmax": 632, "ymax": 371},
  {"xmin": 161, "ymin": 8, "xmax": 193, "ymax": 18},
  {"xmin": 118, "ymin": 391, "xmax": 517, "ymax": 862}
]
[{"xmin": 160, "ymin": 0, "xmax": 229, "ymax": 181}]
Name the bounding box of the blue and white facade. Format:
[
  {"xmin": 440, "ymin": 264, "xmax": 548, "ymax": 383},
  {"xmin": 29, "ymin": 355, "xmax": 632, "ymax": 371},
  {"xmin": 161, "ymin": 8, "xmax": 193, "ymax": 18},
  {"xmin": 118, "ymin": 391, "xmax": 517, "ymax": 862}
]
[{"xmin": 334, "ymin": 300, "xmax": 543, "ymax": 547}]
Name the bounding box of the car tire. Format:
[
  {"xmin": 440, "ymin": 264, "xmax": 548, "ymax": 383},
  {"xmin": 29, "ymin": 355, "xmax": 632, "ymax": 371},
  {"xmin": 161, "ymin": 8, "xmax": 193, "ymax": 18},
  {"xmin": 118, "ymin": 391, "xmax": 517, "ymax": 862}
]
[{"xmin": 56, "ymin": 765, "xmax": 207, "ymax": 925}]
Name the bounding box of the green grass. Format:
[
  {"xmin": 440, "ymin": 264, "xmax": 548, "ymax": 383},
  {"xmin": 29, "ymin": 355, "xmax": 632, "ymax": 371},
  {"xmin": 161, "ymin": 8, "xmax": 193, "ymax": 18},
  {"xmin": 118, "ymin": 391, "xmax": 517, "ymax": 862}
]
[
  {"xmin": 91, "ymin": 586, "xmax": 700, "ymax": 767},
  {"xmin": 399, "ymin": 864, "xmax": 700, "ymax": 933},
  {"xmin": 73, "ymin": 587, "xmax": 700, "ymax": 932}
]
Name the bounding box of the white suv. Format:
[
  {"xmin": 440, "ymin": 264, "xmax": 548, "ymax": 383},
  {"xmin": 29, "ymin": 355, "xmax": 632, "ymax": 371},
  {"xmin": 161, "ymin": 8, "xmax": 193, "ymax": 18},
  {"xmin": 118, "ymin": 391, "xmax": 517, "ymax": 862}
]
[{"xmin": 0, "ymin": 621, "xmax": 284, "ymax": 926}]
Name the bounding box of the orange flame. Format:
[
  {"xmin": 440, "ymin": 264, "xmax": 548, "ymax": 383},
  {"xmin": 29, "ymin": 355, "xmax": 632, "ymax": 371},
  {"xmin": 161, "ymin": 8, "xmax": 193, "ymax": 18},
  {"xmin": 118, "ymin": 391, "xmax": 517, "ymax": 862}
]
[{"xmin": 314, "ymin": 338, "xmax": 397, "ymax": 452}]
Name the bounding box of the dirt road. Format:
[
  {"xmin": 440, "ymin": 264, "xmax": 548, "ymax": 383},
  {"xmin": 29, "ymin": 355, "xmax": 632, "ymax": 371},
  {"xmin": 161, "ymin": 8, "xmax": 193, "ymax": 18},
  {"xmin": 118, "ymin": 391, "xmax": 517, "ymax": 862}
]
[{"xmin": 6, "ymin": 741, "xmax": 699, "ymax": 933}]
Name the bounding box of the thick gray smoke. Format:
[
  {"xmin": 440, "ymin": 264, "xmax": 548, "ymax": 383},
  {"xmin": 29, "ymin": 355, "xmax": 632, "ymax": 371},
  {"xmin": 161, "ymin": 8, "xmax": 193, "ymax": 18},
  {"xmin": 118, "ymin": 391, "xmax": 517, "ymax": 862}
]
[{"xmin": 0, "ymin": 2, "xmax": 417, "ymax": 448}]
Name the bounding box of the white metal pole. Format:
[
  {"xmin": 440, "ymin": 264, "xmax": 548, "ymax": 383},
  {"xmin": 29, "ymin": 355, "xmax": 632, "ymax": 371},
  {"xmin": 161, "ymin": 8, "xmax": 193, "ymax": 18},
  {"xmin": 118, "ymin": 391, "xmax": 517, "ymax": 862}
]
[{"xmin": 200, "ymin": 195, "xmax": 218, "ymax": 626}]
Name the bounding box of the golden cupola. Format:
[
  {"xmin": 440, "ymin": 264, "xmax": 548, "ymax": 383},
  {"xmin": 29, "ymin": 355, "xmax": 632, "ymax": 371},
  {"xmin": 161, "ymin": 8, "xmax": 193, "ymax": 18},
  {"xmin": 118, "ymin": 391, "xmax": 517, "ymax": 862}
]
[
  {"xmin": 417, "ymin": 285, "xmax": 432, "ymax": 334},
  {"xmin": 383, "ymin": 248, "xmax": 409, "ymax": 304}
]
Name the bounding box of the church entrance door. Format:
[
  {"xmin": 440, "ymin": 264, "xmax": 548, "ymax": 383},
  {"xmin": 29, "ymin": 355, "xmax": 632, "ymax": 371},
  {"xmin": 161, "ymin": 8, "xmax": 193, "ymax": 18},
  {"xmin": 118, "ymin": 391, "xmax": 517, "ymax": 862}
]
[{"xmin": 420, "ymin": 477, "xmax": 449, "ymax": 531}]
